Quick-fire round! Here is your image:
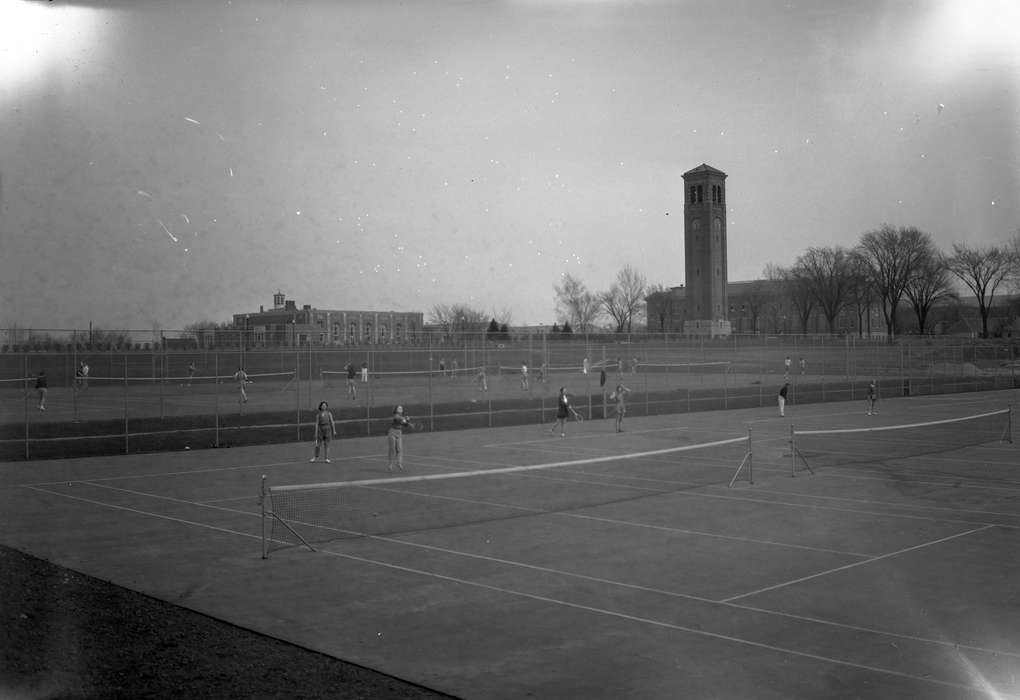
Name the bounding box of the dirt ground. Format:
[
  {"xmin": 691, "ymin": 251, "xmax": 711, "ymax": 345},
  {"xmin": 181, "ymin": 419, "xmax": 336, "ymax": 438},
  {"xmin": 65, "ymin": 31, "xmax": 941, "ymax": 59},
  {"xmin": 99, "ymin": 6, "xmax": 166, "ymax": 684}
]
[{"xmin": 0, "ymin": 546, "xmax": 457, "ymax": 700}]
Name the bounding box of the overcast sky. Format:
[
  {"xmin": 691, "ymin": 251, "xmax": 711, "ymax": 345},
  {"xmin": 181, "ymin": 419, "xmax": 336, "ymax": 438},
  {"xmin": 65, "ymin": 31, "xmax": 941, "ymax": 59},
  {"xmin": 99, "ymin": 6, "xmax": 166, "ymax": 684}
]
[{"xmin": 1, "ymin": 0, "xmax": 1018, "ymax": 333}]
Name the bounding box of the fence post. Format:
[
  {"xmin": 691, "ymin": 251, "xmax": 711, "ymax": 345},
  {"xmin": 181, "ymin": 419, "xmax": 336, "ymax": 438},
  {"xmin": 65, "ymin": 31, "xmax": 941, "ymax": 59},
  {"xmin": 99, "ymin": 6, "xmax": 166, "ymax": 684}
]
[
  {"xmin": 24, "ymin": 354, "xmax": 29, "ymax": 460},
  {"xmin": 214, "ymin": 353, "xmax": 220, "ymax": 447},
  {"xmin": 123, "ymin": 358, "xmax": 129, "ymax": 454}
]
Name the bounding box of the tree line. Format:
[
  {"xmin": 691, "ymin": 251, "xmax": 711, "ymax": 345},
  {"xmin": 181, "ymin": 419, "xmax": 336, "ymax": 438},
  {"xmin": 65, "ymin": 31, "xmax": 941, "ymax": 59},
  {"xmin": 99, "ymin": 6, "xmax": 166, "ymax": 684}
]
[
  {"xmin": 549, "ymin": 225, "xmax": 1019, "ymax": 339},
  {"xmin": 768, "ymin": 225, "xmax": 1020, "ymax": 339}
]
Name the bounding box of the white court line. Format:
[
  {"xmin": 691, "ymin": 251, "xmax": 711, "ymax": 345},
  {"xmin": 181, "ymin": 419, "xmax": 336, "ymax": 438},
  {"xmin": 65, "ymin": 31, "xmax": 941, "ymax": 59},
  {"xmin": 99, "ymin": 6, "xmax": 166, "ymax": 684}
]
[
  {"xmin": 18, "ymin": 484, "xmax": 1019, "ymax": 697},
  {"xmin": 721, "ymin": 525, "xmax": 997, "ymax": 603}
]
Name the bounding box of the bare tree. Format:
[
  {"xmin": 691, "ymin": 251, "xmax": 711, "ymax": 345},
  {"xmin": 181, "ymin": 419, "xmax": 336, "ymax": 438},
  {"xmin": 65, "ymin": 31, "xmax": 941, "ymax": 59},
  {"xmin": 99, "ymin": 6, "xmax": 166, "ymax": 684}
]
[
  {"xmin": 784, "ymin": 266, "xmax": 815, "ymax": 333},
  {"xmin": 761, "ymin": 264, "xmax": 787, "ymax": 332},
  {"xmin": 945, "ymin": 242, "xmax": 1020, "ymax": 338},
  {"xmin": 846, "ymin": 251, "xmax": 876, "ymax": 337},
  {"xmin": 429, "ymin": 304, "xmax": 488, "ymax": 339},
  {"xmin": 489, "ymin": 306, "xmax": 514, "ymax": 330},
  {"xmin": 857, "ymin": 225, "xmax": 934, "ymax": 339},
  {"xmin": 794, "ymin": 246, "xmax": 856, "ymax": 334},
  {"xmin": 600, "ymin": 265, "xmax": 647, "ymax": 332},
  {"xmin": 554, "ymin": 273, "xmax": 601, "ymax": 332},
  {"xmin": 740, "ymin": 279, "xmax": 773, "ymax": 334},
  {"xmin": 904, "ymin": 252, "xmax": 956, "ymax": 334}
]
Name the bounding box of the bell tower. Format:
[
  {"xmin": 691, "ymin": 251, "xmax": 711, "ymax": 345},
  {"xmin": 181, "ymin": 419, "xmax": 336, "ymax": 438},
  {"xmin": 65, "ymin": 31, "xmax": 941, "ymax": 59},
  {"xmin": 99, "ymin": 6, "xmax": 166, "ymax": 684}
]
[{"xmin": 682, "ymin": 164, "xmax": 730, "ymax": 336}]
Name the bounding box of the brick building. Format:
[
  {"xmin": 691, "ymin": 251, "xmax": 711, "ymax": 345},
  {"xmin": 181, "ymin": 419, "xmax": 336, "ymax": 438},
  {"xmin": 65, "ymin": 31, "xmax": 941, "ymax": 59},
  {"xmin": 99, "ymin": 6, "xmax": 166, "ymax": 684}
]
[{"xmin": 232, "ymin": 291, "xmax": 424, "ymax": 346}]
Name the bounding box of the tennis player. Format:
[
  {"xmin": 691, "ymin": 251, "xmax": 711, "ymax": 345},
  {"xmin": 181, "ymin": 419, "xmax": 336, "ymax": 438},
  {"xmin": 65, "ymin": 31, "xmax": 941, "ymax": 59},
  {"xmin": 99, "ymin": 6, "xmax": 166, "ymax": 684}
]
[
  {"xmin": 233, "ymin": 367, "xmax": 250, "ymax": 403},
  {"xmin": 476, "ymin": 366, "xmax": 488, "ymax": 392},
  {"xmin": 866, "ymin": 380, "xmax": 878, "ymax": 415},
  {"xmin": 549, "ymin": 387, "xmax": 581, "ymax": 437},
  {"xmin": 360, "ymin": 361, "xmax": 369, "ymax": 383},
  {"xmin": 310, "ymin": 401, "xmax": 337, "ymax": 463},
  {"xmin": 609, "ymin": 383, "xmax": 631, "ymax": 432},
  {"xmin": 186, "ymin": 362, "xmax": 198, "ymax": 386},
  {"xmin": 520, "ymin": 361, "xmax": 529, "ymax": 390},
  {"xmin": 387, "ymin": 405, "xmax": 413, "ymax": 472},
  {"xmin": 778, "ymin": 382, "xmax": 789, "ymax": 417},
  {"xmin": 35, "ymin": 370, "xmax": 48, "ymax": 411},
  {"xmin": 345, "ymin": 363, "xmax": 357, "ymax": 400},
  {"xmin": 75, "ymin": 360, "xmax": 89, "ymax": 390}
]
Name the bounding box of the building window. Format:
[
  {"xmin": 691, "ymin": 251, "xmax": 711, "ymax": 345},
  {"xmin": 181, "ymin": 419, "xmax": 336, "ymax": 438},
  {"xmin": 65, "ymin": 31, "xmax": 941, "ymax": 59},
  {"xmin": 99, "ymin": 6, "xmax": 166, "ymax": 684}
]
[
  {"xmin": 690, "ymin": 185, "xmax": 697, "ymax": 204},
  {"xmin": 349, "ymin": 322, "xmax": 358, "ymax": 342},
  {"xmin": 711, "ymin": 184, "xmax": 724, "ymax": 204}
]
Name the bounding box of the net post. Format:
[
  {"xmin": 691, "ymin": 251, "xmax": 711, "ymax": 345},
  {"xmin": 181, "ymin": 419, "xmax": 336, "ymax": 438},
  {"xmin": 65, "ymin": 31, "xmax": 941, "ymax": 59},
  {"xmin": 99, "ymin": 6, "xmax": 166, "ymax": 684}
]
[
  {"xmin": 727, "ymin": 428, "xmax": 753, "ymax": 487},
  {"xmin": 790, "ymin": 425, "xmax": 796, "ymax": 477},
  {"xmin": 787, "ymin": 424, "xmax": 811, "ymax": 479}
]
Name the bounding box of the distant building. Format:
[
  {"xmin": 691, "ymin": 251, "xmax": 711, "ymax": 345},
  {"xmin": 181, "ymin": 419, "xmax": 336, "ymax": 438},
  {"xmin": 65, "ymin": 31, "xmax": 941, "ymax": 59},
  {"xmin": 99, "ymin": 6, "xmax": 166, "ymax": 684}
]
[
  {"xmin": 647, "ymin": 280, "xmax": 885, "ymax": 336},
  {"xmin": 232, "ymin": 291, "xmax": 424, "ymax": 346}
]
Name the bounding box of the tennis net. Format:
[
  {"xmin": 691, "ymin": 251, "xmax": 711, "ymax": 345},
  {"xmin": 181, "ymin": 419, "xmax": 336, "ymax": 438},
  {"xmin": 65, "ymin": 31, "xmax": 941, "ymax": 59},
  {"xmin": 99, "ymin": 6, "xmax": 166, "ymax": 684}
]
[
  {"xmin": 640, "ymin": 361, "xmax": 731, "ymax": 374},
  {"xmin": 321, "ymin": 366, "xmax": 483, "ymax": 387},
  {"xmin": 0, "ymin": 376, "xmax": 32, "ymax": 389},
  {"xmin": 790, "ymin": 407, "xmax": 1013, "ymax": 476},
  {"xmin": 74, "ymin": 371, "xmax": 296, "ymax": 389},
  {"xmin": 260, "ymin": 432, "xmax": 754, "ymax": 557}
]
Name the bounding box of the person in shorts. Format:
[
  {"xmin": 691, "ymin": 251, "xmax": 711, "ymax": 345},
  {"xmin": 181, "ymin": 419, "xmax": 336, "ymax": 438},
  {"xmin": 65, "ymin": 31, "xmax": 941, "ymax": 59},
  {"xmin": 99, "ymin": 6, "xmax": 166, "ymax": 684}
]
[
  {"xmin": 866, "ymin": 380, "xmax": 879, "ymax": 415},
  {"xmin": 609, "ymin": 383, "xmax": 631, "ymax": 432},
  {"xmin": 310, "ymin": 401, "xmax": 337, "ymax": 463},
  {"xmin": 345, "ymin": 363, "xmax": 357, "ymax": 400},
  {"xmin": 35, "ymin": 370, "xmax": 48, "ymax": 411},
  {"xmin": 233, "ymin": 367, "xmax": 250, "ymax": 403},
  {"xmin": 387, "ymin": 405, "xmax": 413, "ymax": 472}
]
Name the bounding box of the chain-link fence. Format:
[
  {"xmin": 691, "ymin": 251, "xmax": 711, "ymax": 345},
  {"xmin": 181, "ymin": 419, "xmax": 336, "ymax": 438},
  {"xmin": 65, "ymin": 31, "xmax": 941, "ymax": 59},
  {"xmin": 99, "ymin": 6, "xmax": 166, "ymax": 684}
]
[{"xmin": 2, "ymin": 332, "xmax": 1017, "ymax": 460}]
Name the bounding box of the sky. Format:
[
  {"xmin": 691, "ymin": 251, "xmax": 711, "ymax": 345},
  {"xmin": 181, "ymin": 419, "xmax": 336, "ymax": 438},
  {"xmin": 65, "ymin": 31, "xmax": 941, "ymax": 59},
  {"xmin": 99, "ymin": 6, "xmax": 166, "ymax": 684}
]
[{"xmin": 1, "ymin": 0, "xmax": 1018, "ymax": 334}]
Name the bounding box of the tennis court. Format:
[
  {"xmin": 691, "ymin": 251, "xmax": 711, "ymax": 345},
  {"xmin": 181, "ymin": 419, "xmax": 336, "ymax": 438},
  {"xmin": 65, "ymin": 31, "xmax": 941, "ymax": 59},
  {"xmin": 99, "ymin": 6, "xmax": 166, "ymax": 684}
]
[{"xmin": 2, "ymin": 388, "xmax": 1019, "ymax": 698}]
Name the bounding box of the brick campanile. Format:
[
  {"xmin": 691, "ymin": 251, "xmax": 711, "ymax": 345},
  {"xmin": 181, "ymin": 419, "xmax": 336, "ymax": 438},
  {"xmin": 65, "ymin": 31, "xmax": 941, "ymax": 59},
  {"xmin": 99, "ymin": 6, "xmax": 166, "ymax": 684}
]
[{"xmin": 682, "ymin": 164, "xmax": 729, "ymax": 331}]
